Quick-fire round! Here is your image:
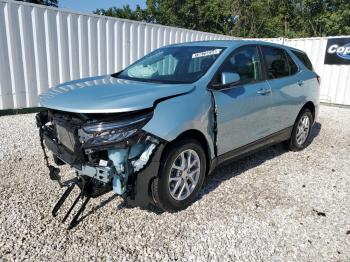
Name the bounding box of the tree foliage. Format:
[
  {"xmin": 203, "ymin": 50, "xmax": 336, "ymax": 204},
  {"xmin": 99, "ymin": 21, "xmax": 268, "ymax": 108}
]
[
  {"xmin": 95, "ymin": 0, "xmax": 350, "ymax": 38},
  {"xmin": 94, "ymin": 5, "xmax": 147, "ymax": 21},
  {"xmin": 15, "ymin": 0, "xmax": 58, "ymax": 7}
]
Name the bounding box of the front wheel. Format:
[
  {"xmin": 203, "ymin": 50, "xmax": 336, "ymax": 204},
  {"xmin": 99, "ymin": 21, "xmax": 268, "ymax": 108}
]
[
  {"xmin": 288, "ymin": 108, "xmax": 313, "ymax": 151},
  {"xmin": 151, "ymin": 139, "xmax": 206, "ymax": 212}
]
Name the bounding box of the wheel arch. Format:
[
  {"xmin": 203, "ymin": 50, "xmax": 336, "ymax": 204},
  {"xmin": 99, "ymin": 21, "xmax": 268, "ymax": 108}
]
[
  {"xmin": 161, "ymin": 129, "xmax": 212, "ymax": 176},
  {"xmin": 301, "ymin": 101, "xmax": 316, "ymax": 122}
]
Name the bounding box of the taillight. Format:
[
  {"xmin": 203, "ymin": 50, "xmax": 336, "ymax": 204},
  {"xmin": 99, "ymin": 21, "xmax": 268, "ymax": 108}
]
[{"xmin": 316, "ymin": 75, "xmax": 321, "ymax": 85}]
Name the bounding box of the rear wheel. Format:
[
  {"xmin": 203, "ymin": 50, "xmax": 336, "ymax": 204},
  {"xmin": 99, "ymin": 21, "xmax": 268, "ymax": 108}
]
[
  {"xmin": 288, "ymin": 108, "xmax": 313, "ymax": 151},
  {"xmin": 151, "ymin": 139, "xmax": 206, "ymax": 212}
]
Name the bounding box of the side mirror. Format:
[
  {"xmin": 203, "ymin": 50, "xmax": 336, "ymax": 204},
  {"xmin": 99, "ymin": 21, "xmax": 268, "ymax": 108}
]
[
  {"xmin": 221, "ymin": 72, "xmax": 240, "ymax": 86},
  {"xmin": 210, "ymin": 72, "xmax": 240, "ymax": 90}
]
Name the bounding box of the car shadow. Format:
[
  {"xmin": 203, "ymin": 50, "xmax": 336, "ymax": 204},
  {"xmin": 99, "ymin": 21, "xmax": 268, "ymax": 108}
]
[
  {"xmin": 200, "ymin": 121, "xmax": 322, "ymax": 201},
  {"xmin": 74, "ymin": 122, "xmax": 322, "ymax": 223},
  {"xmin": 76, "ymin": 194, "xmax": 119, "ymax": 223},
  {"xmin": 305, "ymin": 121, "xmax": 321, "ymax": 146}
]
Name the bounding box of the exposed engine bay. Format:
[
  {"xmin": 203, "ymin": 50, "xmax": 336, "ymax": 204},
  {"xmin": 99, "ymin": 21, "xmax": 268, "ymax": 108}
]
[{"xmin": 36, "ymin": 109, "xmax": 162, "ymax": 228}]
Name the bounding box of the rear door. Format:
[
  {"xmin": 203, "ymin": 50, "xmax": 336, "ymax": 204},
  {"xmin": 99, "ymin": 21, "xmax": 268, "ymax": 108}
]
[
  {"xmin": 211, "ymin": 45, "xmax": 273, "ymax": 155},
  {"xmin": 259, "ymin": 45, "xmax": 302, "ymax": 133}
]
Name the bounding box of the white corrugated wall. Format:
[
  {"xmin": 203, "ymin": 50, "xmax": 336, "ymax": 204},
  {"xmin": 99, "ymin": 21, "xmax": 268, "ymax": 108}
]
[
  {"xmin": 0, "ymin": 0, "xmax": 349, "ymax": 109},
  {"xmin": 0, "ymin": 0, "xmax": 233, "ymax": 110}
]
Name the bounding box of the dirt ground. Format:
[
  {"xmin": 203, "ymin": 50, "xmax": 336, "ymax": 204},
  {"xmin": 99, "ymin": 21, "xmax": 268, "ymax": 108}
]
[{"xmin": 0, "ymin": 104, "xmax": 349, "ymax": 261}]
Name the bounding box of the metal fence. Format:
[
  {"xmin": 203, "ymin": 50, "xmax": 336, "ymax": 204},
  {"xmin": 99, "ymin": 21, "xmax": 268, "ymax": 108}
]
[
  {"xmin": 284, "ymin": 37, "xmax": 350, "ymax": 105},
  {"xmin": 0, "ymin": 0, "xmax": 349, "ymax": 110},
  {"xmin": 0, "ymin": 0, "xmax": 233, "ymax": 110}
]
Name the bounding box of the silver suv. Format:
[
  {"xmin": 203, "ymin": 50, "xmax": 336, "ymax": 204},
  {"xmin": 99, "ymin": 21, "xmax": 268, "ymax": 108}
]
[{"xmin": 36, "ymin": 40, "xmax": 320, "ymax": 228}]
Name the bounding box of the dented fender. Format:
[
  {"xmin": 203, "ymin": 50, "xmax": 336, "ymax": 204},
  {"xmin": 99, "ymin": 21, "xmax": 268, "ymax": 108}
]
[{"xmin": 142, "ymin": 86, "xmax": 216, "ymax": 160}]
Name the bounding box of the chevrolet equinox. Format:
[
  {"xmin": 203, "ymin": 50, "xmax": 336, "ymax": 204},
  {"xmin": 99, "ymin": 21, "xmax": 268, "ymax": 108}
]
[{"xmin": 36, "ymin": 40, "xmax": 320, "ymax": 228}]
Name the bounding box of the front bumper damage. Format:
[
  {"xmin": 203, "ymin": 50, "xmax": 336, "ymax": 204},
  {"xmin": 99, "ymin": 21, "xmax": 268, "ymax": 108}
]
[{"xmin": 36, "ymin": 109, "xmax": 164, "ymax": 228}]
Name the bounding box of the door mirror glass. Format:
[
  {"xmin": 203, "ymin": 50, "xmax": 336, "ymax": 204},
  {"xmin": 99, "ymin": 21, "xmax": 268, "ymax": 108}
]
[{"xmin": 221, "ymin": 72, "xmax": 240, "ymax": 86}]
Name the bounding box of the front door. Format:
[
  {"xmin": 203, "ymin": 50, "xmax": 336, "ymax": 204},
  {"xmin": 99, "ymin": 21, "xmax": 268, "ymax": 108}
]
[{"xmin": 211, "ymin": 45, "xmax": 273, "ymax": 155}]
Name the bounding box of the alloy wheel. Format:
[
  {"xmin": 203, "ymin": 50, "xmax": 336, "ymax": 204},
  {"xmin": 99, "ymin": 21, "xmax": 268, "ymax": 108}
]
[
  {"xmin": 168, "ymin": 149, "xmax": 201, "ymax": 201},
  {"xmin": 296, "ymin": 114, "xmax": 310, "ymax": 145}
]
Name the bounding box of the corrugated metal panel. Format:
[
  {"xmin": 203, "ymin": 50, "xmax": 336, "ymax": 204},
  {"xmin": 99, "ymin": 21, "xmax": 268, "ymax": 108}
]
[
  {"xmin": 0, "ymin": 0, "xmax": 349, "ymax": 109},
  {"xmin": 0, "ymin": 0, "xmax": 233, "ymax": 110}
]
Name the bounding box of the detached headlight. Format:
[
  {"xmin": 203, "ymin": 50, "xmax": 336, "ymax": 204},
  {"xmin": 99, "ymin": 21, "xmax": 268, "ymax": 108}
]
[{"xmin": 79, "ymin": 112, "xmax": 152, "ymax": 148}]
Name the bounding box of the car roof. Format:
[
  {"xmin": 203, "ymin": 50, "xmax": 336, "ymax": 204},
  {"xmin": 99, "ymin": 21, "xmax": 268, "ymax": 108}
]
[{"xmin": 167, "ymin": 39, "xmax": 292, "ymax": 50}]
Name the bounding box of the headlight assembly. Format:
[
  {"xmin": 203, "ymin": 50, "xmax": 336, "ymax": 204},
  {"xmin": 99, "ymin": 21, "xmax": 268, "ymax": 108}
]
[{"xmin": 79, "ymin": 112, "xmax": 152, "ymax": 148}]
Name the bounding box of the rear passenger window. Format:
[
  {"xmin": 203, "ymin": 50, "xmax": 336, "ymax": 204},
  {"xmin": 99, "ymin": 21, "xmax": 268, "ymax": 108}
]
[
  {"xmin": 286, "ymin": 53, "xmax": 298, "ymax": 75},
  {"xmin": 292, "ymin": 50, "xmax": 314, "ymax": 71},
  {"xmin": 261, "ymin": 46, "xmax": 298, "ymax": 79}
]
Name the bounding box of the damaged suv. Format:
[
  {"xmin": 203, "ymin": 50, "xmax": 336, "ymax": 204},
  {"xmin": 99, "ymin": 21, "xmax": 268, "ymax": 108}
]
[{"xmin": 37, "ymin": 40, "xmax": 319, "ymax": 226}]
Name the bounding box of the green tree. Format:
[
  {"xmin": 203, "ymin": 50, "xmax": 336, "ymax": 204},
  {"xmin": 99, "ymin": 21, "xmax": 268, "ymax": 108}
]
[
  {"xmin": 94, "ymin": 5, "xmax": 148, "ymax": 22},
  {"xmin": 94, "ymin": 0, "xmax": 350, "ymax": 38},
  {"xmin": 226, "ymin": 0, "xmax": 307, "ymax": 38},
  {"xmin": 145, "ymin": 0, "xmax": 232, "ymax": 34},
  {"xmin": 15, "ymin": 0, "xmax": 58, "ymax": 7},
  {"xmin": 302, "ymin": 0, "xmax": 350, "ymax": 36}
]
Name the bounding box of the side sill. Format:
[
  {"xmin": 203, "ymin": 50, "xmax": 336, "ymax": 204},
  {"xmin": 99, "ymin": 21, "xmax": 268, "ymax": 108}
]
[{"xmin": 209, "ymin": 126, "xmax": 293, "ymax": 172}]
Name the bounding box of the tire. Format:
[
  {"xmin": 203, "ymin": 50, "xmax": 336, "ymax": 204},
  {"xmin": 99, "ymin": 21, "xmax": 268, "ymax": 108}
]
[
  {"xmin": 288, "ymin": 108, "xmax": 313, "ymax": 151},
  {"xmin": 151, "ymin": 139, "xmax": 207, "ymax": 212}
]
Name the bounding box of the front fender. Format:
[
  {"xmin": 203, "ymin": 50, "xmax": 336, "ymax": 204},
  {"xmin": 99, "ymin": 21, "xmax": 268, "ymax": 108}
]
[{"xmin": 142, "ymin": 87, "xmax": 216, "ymax": 159}]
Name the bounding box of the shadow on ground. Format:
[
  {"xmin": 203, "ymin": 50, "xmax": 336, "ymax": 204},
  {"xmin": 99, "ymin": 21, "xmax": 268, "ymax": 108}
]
[
  {"xmin": 202, "ymin": 122, "xmax": 321, "ymax": 198},
  {"xmin": 71, "ymin": 122, "xmax": 322, "ymax": 226}
]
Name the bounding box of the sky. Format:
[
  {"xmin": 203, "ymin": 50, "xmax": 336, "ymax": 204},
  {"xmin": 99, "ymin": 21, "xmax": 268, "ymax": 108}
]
[{"xmin": 59, "ymin": 0, "xmax": 146, "ymax": 14}]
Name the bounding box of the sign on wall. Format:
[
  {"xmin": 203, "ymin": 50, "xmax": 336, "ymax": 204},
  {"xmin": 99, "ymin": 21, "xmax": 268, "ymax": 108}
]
[{"xmin": 324, "ymin": 38, "xmax": 350, "ymax": 65}]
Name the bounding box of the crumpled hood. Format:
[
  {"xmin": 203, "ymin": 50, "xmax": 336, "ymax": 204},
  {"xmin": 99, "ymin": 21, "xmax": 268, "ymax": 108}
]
[{"xmin": 39, "ymin": 75, "xmax": 195, "ymax": 113}]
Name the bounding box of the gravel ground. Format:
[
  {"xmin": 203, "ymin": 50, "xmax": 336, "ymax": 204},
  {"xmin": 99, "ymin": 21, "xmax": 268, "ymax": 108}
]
[{"xmin": 0, "ymin": 104, "xmax": 349, "ymax": 261}]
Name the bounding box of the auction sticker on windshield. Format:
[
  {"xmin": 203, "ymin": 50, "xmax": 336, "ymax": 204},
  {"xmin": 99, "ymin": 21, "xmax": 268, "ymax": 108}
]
[{"xmin": 192, "ymin": 49, "xmax": 223, "ymax": 58}]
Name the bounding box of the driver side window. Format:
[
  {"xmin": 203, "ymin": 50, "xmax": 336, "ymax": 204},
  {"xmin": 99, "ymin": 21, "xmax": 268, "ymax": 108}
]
[{"xmin": 216, "ymin": 46, "xmax": 263, "ymax": 85}]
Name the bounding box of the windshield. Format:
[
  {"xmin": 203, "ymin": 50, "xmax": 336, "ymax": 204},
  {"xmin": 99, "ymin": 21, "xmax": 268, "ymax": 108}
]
[{"xmin": 113, "ymin": 46, "xmax": 225, "ymax": 84}]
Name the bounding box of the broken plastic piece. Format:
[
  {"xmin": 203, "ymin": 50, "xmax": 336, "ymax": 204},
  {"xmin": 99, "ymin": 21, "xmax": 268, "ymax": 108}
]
[
  {"xmin": 132, "ymin": 143, "xmax": 157, "ymax": 172},
  {"xmin": 108, "ymin": 148, "xmax": 129, "ymax": 195},
  {"xmin": 108, "ymin": 148, "xmax": 128, "ymax": 174},
  {"xmin": 112, "ymin": 175, "xmax": 124, "ymax": 195},
  {"xmin": 68, "ymin": 197, "xmax": 91, "ymax": 230}
]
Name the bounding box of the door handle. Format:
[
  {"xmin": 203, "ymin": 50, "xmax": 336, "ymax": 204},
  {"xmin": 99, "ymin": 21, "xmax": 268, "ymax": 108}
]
[
  {"xmin": 257, "ymin": 88, "xmax": 271, "ymax": 95},
  {"xmin": 297, "ymin": 80, "xmax": 304, "ymax": 86}
]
